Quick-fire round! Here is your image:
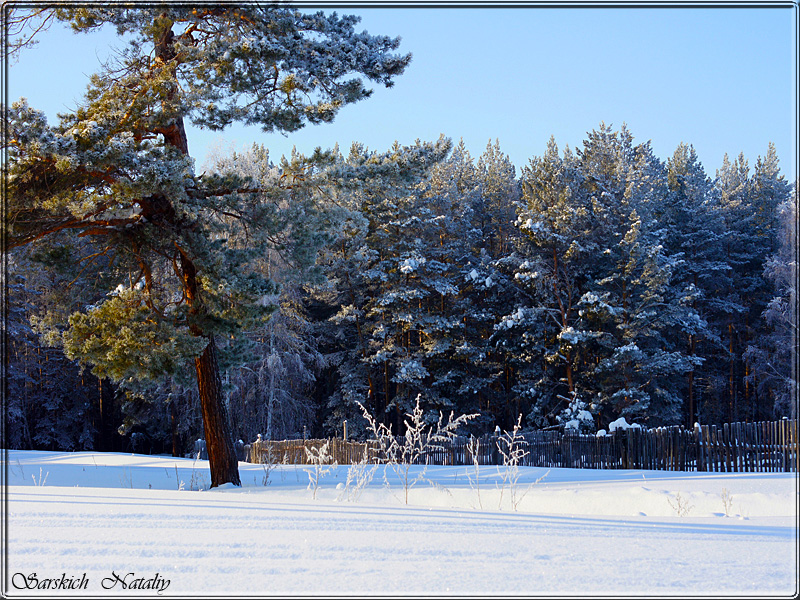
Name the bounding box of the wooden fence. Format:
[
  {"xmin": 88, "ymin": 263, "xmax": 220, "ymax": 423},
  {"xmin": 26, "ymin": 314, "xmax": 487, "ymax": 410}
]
[
  {"xmin": 244, "ymin": 437, "xmax": 378, "ymax": 465},
  {"xmin": 238, "ymin": 419, "xmax": 797, "ymax": 473}
]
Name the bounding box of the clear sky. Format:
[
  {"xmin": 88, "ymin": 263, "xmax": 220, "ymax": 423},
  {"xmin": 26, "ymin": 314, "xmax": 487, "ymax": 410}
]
[{"xmin": 8, "ymin": 3, "xmax": 798, "ymax": 182}]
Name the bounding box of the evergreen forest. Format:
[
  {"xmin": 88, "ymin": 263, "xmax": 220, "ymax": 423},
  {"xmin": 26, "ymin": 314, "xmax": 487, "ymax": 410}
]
[{"xmin": 3, "ymin": 7, "xmax": 796, "ymax": 470}]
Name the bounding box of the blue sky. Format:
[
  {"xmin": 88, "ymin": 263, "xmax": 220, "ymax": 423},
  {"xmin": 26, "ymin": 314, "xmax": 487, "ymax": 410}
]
[{"xmin": 9, "ymin": 4, "xmax": 797, "ymax": 181}]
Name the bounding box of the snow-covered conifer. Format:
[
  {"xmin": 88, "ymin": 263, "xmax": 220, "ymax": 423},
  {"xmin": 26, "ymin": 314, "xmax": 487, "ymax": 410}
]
[{"xmin": 4, "ymin": 6, "xmax": 412, "ymax": 486}]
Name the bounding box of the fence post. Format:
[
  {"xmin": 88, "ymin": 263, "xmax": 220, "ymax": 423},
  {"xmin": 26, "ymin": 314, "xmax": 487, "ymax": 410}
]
[
  {"xmin": 695, "ymin": 424, "xmax": 704, "ymax": 472},
  {"xmin": 781, "ymin": 418, "xmax": 787, "ymax": 472},
  {"xmin": 770, "ymin": 421, "xmax": 775, "ymax": 472}
]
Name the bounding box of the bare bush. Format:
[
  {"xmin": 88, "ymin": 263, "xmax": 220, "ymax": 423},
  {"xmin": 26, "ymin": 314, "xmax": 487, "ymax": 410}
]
[
  {"xmin": 668, "ymin": 492, "xmax": 694, "ymax": 517},
  {"xmin": 304, "ymin": 440, "xmax": 337, "ymax": 500},
  {"xmin": 466, "ymin": 436, "xmax": 483, "ymax": 509},
  {"xmin": 337, "ymin": 445, "xmax": 378, "ymax": 502},
  {"xmin": 359, "ymin": 394, "xmax": 477, "ymax": 504}
]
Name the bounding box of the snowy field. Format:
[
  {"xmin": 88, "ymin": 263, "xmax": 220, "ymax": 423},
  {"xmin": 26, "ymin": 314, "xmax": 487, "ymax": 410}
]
[{"xmin": 3, "ymin": 450, "xmax": 798, "ymax": 597}]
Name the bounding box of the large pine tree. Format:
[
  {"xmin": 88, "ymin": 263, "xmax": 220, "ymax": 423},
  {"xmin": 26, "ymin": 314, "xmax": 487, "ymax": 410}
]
[
  {"xmin": 661, "ymin": 143, "xmax": 727, "ymax": 426},
  {"xmin": 504, "ymin": 136, "xmax": 598, "ymax": 426},
  {"xmin": 4, "ymin": 6, "xmax": 411, "ymax": 486},
  {"xmin": 712, "ymin": 147, "xmax": 791, "ymax": 421},
  {"xmin": 316, "ymin": 138, "xmax": 453, "ymax": 434}
]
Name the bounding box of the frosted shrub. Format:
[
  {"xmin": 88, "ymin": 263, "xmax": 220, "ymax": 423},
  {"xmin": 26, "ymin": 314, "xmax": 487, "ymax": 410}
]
[
  {"xmin": 304, "ymin": 440, "xmax": 338, "ymax": 500},
  {"xmin": 252, "ymin": 434, "xmax": 277, "ymax": 486},
  {"xmin": 119, "ymin": 467, "xmax": 133, "ymax": 489},
  {"xmin": 359, "ymin": 394, "xmax": 476, "ymax": 504},
  {"xmin": 337, "ymin": 445, "xmax": 378, "ymax": 503},
  {"xmin": 188, "ymin": 449, "xmax": 209, "ymax": 491},
  {"xmin": 668, "ymin": 492, "xmax": 694, "ymax": 517},
  {"xmin": 720, "ymin": 488, "xmax": 734, "ymax": 517},
  {"xmin": 496, "ymin": 415, "xmax": 527, "ymax": 510},
  {"xmin": 466, "ymin": 436, "xmax": 483, "ymax": 509},
  {"xmin": 496, "ymin": 415, "xmax": 548, "ymax": 511},
  {"xmin": 31, "ymin": 468, "xmax": 49, "ymax": 487},
  {"xmin": 258, "ymin": 459, "xmax": 274, "ymax": 487},
  {"xmin": 174, "ymin": 465, "xmax": 185, "ymax": 491}
]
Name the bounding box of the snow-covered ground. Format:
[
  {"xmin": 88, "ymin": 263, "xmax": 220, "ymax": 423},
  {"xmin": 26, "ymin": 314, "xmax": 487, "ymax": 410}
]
[{"xmin": 3, "ymin": 450, "xmax": 798, "ymax": 596}]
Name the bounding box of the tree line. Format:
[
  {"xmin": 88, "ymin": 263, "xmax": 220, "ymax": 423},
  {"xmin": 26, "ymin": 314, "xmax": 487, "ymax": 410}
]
[{"xmin": 7, "ymin": 126, "xmax": 796, "ymax": 455}]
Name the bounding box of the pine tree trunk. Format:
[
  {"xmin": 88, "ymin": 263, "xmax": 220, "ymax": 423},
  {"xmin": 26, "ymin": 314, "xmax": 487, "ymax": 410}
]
[
  {"xmin": 687, "ymin": 333, "xmax": 696, "ymax": 428},
  {"xmin": 195, "ymin": 336, "xmax": 241, "ymax": 487},
  {"xmin": 174, "ymin": 226, "xmax": 241, "ymax": 485},
  {"xmin": 180, "ymin": 250, "xmax": 241, "ymax": 487},
  {"xmin": 267, "ymin": 324, "xmax": 276, "ymax": 440},
  {"xmin": 97, "ymin": 376, "xmax": 105, "ymax": 451},
  {"xmin": 170, "ymin": 399, "xmax": 179, "ymax": 458},
  {"xmin": 728, "ymin": 321, "xmax": 735, "ymax": 422}
]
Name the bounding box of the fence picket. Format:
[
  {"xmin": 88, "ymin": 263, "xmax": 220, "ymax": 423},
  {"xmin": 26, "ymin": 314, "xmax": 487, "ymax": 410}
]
[
  {"xmin": 770, "ymin": 421, "xmax": 776, "ymax": 472},
  {"xmin": 780, "ymin": 420, "xmax": 787, "ymax": 472},
  {"xmin": 742, "ymin": 422, "xmax": 748, "ymax": 472},
  {"xmin": 708, "ymin": 425, "xmax": 720, "ymax": 473}
]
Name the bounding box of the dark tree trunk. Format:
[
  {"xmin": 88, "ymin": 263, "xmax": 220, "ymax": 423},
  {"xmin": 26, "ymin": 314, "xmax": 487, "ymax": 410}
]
[
  {"xmin": 195, "ymin": 336, "xmax": 241, "ymax": 487},
  {"xmin": 180, "ymin": 250, "xmax": 241, "ymax": 487},
  {"xmin": 687, "ymin": 334, "xmax": 696, "ymax": 429},
  {"xmin": 170, "ymin": 398, "xmax": 180, "ymax": 458}
]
